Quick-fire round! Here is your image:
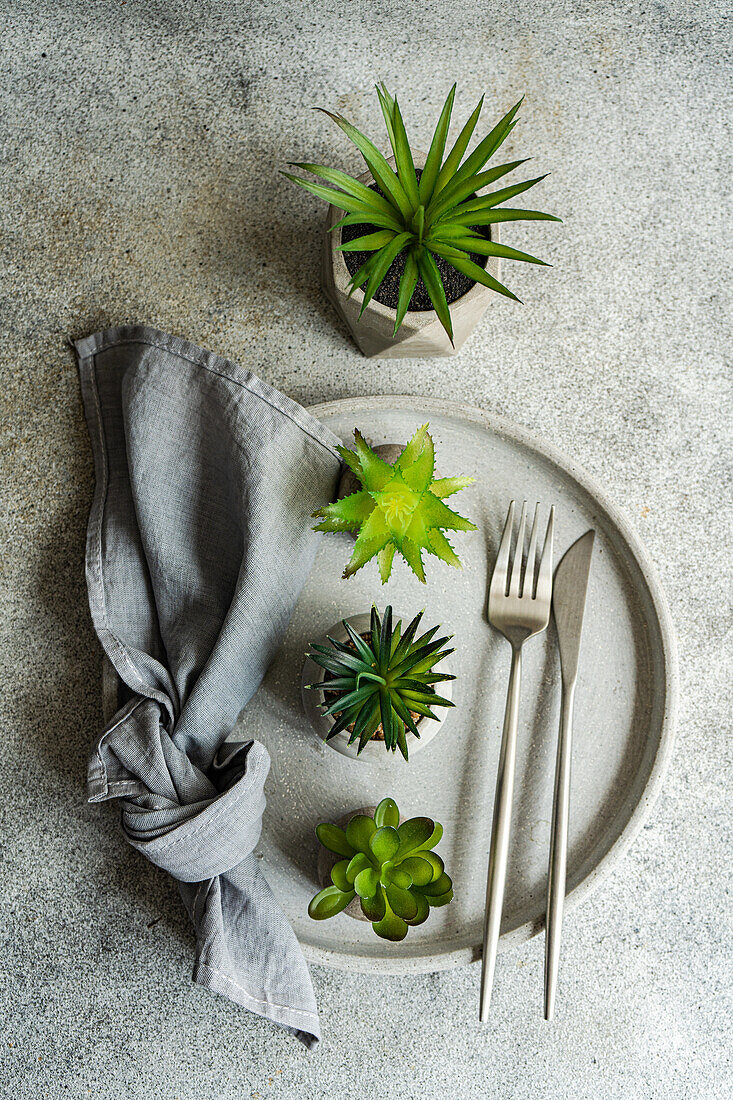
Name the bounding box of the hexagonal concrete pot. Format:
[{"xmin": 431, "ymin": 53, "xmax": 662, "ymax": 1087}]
[{"xmin": 321, "ymin": 152, "xmax": 501, "ymax": 359}]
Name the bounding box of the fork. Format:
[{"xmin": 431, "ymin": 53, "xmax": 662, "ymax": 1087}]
[{"xmin": 480, "ymin": 500, "xmax": 555, "ymax": 1020}]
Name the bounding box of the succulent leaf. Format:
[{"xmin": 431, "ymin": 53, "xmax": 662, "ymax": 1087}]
[
  {"xmin": 346, "ymin": 814, "xmax": 377, "ymax": 854},
  {"xmin": 354, "ymin": 866, "xmax": 380, "ymax": 898},
  {"xmin": 385, "ymin": 882, "xmax": 419, "ymax": 921},
  {"xmin": 425, "ymin": 527, "xmax": 462, "ymax": 567},
  {"xmin": 450, "ymin": 207, "xmax": 562, "ymax": 228},
  {"xmin": 356, "ymin": 700, "xmax": 382, "ymax": 750},
  {"xmin": 400, "ymin": 856, "xmax": 434, "ymax": 887},
  {"xmin": 342, "ymin": 535, "xmax": 386, "ymax": 578},
  {"xmin": 316, "ymin": 108, "xmax": 412, "ymax": 219},
  {"xmin": 287, "ymin": 87, "xmax": 558, "ymax": 341},
  {"xmin": 312, "ymin": 489, "xmax": 374, "ymax": 532},
  {"xmin": 370, "ymin": 825, "xmax": 400, "ymax": 863},
  {"xmin": 387, "ymin": 691, "xmax": 421, "ymax": 738},
  {"xmin": 375, "ymin": 83, "xmax": 397, "ymax": 149},
  {"xmin": 434, "ymin": 98, "xmax": 522, "ymax": 200},
  {"xmin": 315, "ymin": 823, "xmax": 355, "ymax": 857},
  {"xmin": 386, "ymin": 866, "xmax": 413, "ymax": 890},
  {"xmin": 442, "ymin": 237, "xmax": 550, "ymax": 267},
  {"xmin": 346, "ymin": 852, "xmax": 372, "ymax": 883},
  {"xmin": 429, "ymin": 159, "xmax": 532, "ymax": 221},
  {"xmin": 330, "ymin": 859, "xmax": 352, "ymax": 892},
  {"xmin": 429, "ymin": 475, "xmax": 475, "ymax": 499},
  {"xmin": 405, "ymin": 890, "xmax": 430, "ymax": 926},
  {"xmin": 360, "ymin": 886, "xmax": 387, "ymax": 923},
  {"xmin": 416, "ymin": 821, "xmax": 443, "ymax": 852},
  {"xmin": 358, "ymin": 232, "xmax": 413, "ymax": 315},
  {"xmin": 281, "ymin": 172, "xmax": 391, "ymax": 220},
  {"xmin": 416, "ymin": 851, "xmax": 444, "ymax": 882},
  {"xmin": 308, "ymin": 886, "xmax": 355, "ymax": 920},
  {"xmin": 399, "ymin": 428, "xmax": 434, "ymax": 490},
  {"xmin": 420, "ymin": 871, "xmax": 453, "ymax": 897},
  {"xmin": 338, "ymin": 229, "xmax": 397, "ymax": 253},
  {"xmin": 418, "ymin": 83, "xmax": 455, "ymax": 204},
  {"xmin": 426, "ymin": 888, "xmax": 454, "ymax": 908},
  {"xmin": 389, "ymin": 99, "xmax": 420, "ymax": 208},
  {"xmin": 396, "ymin": 817, "xmax": 437, "ymax": 858},
  {"xmin": 416, "ymin": 249, "xmax": 453, "ymax": 344},
  {"xmin": 289, "ymin": 162, "xmax": 397, "ymax": 215},
  {"xmin": 379, "ymin": 604, "xmax": 393, "ymax": 660},
  {"xmin": 432, "ymin": 93, "xmax": 484, "ymax": 195},
  {"xmin": 426, "ymin": 243, "xmax": 521, "ymax": 302},
  {"xmin": 372, "ymin": 899, "xmax": 408, "ymax": 942},
  {"xmin": 394, "ymin": 250, "xmax": 419, "ymax": 335},
  {"xmin": 374, "ymin": 797, "xmax": 400, "ymax": 829},
  {"xmin": 377, "ymin": 542, "xmax": 397, "ymax": 584}
]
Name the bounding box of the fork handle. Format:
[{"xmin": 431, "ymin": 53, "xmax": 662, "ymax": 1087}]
[
  {"xmin": 544, "ymin": 678, "xmax": 575, "ymax": 1021},
  {"xmin": 480, "ymin": 643, "xmax": 522, "ymax": 1020}
]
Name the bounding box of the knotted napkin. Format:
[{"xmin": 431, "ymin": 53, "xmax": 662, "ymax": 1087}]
[{"xmin": 76, "ymin": 325, "xmax": 342, "ymax": 1046}]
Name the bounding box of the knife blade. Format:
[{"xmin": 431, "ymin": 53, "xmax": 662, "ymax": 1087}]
[
  {"xmin": 544, "ymin": 529, "xmax": 595, "ymax": 1021},
  {"xmin": 552, "ymin": 529, "xmax": 595, "ymax": 682}
]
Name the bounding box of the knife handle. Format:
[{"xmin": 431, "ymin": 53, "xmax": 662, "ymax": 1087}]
[{"xmin": 544, "ymin": 678, "xmax": 575, "ymax": 1021}]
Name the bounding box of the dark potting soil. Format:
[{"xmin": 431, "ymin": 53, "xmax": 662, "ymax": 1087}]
[{"xmin": 340, "ymin": 170, "xmax": 490, "ymax": 312}]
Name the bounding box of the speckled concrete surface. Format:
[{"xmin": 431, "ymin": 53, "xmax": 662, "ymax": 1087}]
[{"xmin": 1, "ymin": 2, "xmax": 730, "ymax": 1097}]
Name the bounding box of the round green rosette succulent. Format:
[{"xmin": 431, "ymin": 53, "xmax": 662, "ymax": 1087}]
[
  {"xmin": 313, "ymin": 423, "xmax": 476, "ymax": 583},
  {"xmin": 309, "ymin": 798, "xmax": 453, "ymax": 942}
]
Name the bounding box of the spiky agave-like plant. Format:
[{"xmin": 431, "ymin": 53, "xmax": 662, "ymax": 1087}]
[
  {"xmin": 306, "ymin": 605, "xmax": 455, "ymax": 760},
  {"xmin": 309, "ymin": 797, "xmax": 453, "ymax": 941},
  {"xmin": 285, "ymin": 84, "xmax": 560, "ymax": 343},
  {"xmin": 313, "ymin": 423, "xmax": 476, "ymax": 583}
]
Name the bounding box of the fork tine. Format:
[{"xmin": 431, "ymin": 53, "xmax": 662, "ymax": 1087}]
[
  {"xmin": 523, "ymin": 503, "xmax": 540, "ymax": 597},
  {"xmin": 491, "ymin": 500, "xmax": 515, "ymax": 595},
  {"xmin": 536, "ymin": 505, "xmax": 555, "ymax": 601},
  {"xmin": 508, "ymin": 501, "xmax": 527, "ymax": 597}
]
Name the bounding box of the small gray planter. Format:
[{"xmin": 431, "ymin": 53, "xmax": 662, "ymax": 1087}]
[
  {"xmin": 301, "ymin": 612, "xmax": 453, "ymax": 761},
  {"xmin": 321, "ymin": 152, "xmax": 501, "ymax": 359}
]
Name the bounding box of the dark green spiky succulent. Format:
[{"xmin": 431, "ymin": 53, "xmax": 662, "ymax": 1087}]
[
  {"xmin": 285, "ymin": 83, "xmax": 559, "ymax": 344},
  {"xmin": 309, "ymin": 797, "xmax": 453, "ymax": 941},
  {"xmin": 313, "ymin": 423, "xmax": 476, "ymax": 584},
  {"xmin": 307, "ymin": 605, "xmax": 454, "ymax": 760}
]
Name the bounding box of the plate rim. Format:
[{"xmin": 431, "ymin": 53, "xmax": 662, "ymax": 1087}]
[{"xmin": 295, "ymin": 394, "xmax": 679, "ymax": 974}]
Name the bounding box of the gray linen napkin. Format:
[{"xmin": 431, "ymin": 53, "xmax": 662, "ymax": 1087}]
[{"xmin": 76, "ymin": 325, "xmax": 342, "ymax": 1046}]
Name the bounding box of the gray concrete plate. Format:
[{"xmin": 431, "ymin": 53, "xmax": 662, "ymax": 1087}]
[{"xmin": 102, "ymin": 395, "xmax": 677, "ymax": 974}]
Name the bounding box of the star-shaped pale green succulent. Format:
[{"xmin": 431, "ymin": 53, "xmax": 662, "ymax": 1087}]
[{"xmin": 313, "ymin": 424, "xmax": 476, "ymax": 583}]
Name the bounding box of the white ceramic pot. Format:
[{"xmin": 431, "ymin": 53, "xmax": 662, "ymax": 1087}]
[
  {"xmin": 301, "ymin": 612, "xmax": 453, "ymax": 761},
  {"xmin": 321, "ymin": 152, "xmax": 501, "ymax": 359}
]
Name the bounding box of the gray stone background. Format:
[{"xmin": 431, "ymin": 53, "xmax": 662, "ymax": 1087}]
[{"xmin": 1, "ymin": 1, "xmax": 730, "ymax": 1097}]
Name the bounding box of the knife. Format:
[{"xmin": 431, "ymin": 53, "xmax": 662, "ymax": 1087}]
[{"xmin": 544, "ymin": 529, "xmax": 595, "ymax": 1021}]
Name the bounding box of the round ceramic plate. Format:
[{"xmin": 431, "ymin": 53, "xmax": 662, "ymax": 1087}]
[
  {"xmin": 104, "ymin": 397, "xmax": 677, "ymax": 974},
  {"xmin": 243, "ymin": 397, "xmax": 677, "ymax": 973}
]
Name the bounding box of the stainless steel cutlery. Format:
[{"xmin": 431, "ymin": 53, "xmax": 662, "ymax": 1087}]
[{"xmin": 481, "ymin": 501, "xmax": 594, "ymax": 1021}]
